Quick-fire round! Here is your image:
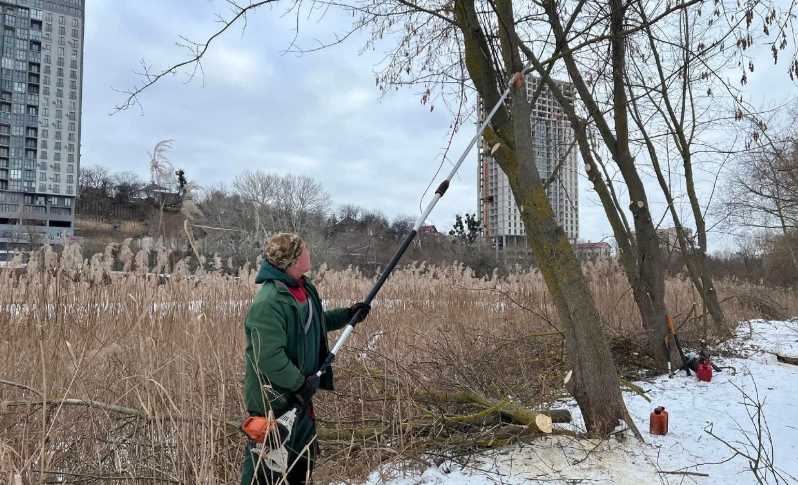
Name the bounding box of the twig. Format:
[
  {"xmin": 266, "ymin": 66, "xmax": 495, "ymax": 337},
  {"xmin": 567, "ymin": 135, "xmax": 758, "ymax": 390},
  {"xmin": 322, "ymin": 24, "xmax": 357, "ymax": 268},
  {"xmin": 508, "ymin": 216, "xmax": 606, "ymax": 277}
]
[
  {"xmin": 114, "ymin": 0, "xmax": 279, "ymax": 111},
  {"xmin": 658, "ymin": 470, "xmax": 710, "ymax": 477},
  {"xmin": 618, "ymin": 377, "xmax": 652, "ymax": 403},
  {"xmin": 0, "ymin": 378, "xmax": 42, "ymax": 397},
  {"xmin": 34, "ymin": 469, "xmax": 179, "ymax": 483},
  {"xmin": 2, "ymin": 398, "xmax": 241, "ymax": 431}
]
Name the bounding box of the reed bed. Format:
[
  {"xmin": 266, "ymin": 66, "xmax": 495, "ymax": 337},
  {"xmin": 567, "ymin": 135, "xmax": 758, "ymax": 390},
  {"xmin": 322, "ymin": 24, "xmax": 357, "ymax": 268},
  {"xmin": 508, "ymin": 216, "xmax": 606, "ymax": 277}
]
[{"xmin": 0, "ymin": 241, "xmax": 795, "ymax": 484}]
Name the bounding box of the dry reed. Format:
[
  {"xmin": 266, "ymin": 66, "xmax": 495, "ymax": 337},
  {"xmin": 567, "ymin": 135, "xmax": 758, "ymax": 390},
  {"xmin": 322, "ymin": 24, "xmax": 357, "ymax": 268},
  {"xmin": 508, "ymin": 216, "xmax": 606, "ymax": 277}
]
[{"xmin": 0, "ymin": 241, "xmax": 795, "ymax": 483}]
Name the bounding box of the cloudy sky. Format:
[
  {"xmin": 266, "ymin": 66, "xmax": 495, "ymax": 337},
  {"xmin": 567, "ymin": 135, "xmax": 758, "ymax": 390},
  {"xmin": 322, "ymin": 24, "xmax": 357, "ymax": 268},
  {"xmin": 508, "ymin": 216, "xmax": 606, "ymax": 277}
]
[{"xmin": 82, "ymin": 1, "xmax": 796, "ymax": 250}]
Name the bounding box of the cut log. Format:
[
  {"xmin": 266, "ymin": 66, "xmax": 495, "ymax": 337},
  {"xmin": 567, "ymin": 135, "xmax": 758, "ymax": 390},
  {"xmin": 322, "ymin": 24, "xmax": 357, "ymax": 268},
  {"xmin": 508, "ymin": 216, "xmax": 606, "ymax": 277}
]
[
  {"xmin": 535, "ymin": 413, "xmax": 553, "ymax": 434},
  {"xmin": 414, "ymin": 390, "xmax": 571, "ymax": 432}
]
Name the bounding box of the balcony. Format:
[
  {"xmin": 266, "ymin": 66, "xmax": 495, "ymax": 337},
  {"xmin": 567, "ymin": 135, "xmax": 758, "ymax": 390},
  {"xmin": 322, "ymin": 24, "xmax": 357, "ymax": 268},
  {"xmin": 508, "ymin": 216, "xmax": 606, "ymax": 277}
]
[
  {"xmin": 0, "ymin": 203, "xmax": 19, "ymax": 215},
  {"xmin": 47, "ymin": 206, "xmax": 71, "ymax": 220},
  {"xmin": 21, "ymin": 205, "xmax": 46, "ymax": 216}
]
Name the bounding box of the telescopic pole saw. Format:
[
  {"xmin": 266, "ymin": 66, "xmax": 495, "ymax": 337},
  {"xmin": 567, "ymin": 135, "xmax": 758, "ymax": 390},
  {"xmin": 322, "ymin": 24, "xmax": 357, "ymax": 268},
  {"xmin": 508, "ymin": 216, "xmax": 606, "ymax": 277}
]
[{"xmin": 314, "ymin": 68, "xmax": 531, "ymax": 379}]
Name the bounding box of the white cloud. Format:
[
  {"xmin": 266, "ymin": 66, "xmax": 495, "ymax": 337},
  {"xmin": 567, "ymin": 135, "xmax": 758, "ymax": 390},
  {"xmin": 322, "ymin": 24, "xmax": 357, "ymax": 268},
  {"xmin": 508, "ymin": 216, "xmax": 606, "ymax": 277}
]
[{"xmin": 202, "ymin": 46, "xmax": 270, "ymax": 89}]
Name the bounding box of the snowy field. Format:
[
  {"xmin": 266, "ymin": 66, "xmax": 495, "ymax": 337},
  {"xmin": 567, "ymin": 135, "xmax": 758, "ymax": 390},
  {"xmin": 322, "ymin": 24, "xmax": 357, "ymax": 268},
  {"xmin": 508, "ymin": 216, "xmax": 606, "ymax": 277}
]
[{"xmin": 365, "ymin": 319, "xmax": 798, "ymax": 484}]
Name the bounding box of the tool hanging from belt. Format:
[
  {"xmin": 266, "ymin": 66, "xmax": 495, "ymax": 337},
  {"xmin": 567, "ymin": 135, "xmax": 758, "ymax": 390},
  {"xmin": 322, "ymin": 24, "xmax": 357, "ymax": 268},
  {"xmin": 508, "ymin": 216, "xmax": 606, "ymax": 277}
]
[{"xmin": 242, "ymin": 408, "xmax": 296, "ymax": 474}]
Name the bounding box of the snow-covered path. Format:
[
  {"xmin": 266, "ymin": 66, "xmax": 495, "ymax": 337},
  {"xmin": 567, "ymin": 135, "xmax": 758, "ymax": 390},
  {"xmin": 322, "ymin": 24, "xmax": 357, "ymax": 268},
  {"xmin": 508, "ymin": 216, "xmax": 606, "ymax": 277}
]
[{"xmin": 366, "ymin": 319, "xmax": 798, "ymax": 484}]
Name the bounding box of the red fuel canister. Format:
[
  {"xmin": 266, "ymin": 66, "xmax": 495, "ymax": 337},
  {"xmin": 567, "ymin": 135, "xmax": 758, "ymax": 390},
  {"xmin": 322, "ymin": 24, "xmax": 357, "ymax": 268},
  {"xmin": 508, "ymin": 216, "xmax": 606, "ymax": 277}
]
[
  {"xmin": 696, "ymin": 361, "xmax": 713, "ymax": 382},
  {"xmin": 649, "ymin": 406, "xmax": 668, "ymax": 435}
]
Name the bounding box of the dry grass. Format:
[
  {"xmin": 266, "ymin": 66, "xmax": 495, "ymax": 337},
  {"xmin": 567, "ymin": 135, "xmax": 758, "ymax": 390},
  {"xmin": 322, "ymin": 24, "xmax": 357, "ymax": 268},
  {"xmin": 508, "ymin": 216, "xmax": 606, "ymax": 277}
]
[
  {"xmin": 0, "ymin": 242, "xmax": 795, "ymax": 484},
  {"xmin": 75, "ymin": 218, "xmax": 147, "ymax": 236}
]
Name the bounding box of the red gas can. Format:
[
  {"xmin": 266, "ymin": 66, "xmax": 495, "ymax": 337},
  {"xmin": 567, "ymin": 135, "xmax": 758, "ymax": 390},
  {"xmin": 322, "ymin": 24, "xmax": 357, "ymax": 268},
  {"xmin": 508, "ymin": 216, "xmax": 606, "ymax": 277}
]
[
  {"xmin": 649, "ymin": 406, "xmax": 669, "ymax": 435},
  {"xmin": 696, "ymin": 361, "xmax": 713, "ymax": 382}
]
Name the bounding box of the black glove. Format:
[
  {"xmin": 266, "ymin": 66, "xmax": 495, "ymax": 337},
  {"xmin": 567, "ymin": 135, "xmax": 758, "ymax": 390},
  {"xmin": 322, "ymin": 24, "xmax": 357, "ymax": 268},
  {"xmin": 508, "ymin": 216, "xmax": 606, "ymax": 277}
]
[
  {"xmin": 349, "ymin": 302, "xmax": 371, "ymax": 324},
  {"xmin": 296, "ymin": 374, "xmax": 320, "ymax": 406}
]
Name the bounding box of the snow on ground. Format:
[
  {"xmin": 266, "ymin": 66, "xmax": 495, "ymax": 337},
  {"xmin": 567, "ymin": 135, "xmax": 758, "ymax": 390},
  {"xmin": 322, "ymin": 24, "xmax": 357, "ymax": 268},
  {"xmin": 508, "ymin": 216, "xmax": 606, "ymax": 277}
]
[{"xmin": 365, "ymin": 319, "xmax": 798, "ymax": 484}]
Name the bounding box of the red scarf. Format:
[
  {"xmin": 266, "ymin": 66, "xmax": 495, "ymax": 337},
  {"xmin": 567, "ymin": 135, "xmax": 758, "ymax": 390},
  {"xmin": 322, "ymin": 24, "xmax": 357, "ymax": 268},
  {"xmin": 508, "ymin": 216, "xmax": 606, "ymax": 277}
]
[{"xmin": 287, "ymin": 278, "xmax": 308, "ymax": 304}]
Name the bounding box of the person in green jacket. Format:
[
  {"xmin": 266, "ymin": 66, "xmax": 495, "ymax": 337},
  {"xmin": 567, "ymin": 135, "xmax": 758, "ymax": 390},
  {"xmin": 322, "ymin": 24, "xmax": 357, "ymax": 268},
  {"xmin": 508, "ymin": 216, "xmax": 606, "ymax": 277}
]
[{"xmin": 241, "ymin": 233, "xmax": 370, "ymax": 485}]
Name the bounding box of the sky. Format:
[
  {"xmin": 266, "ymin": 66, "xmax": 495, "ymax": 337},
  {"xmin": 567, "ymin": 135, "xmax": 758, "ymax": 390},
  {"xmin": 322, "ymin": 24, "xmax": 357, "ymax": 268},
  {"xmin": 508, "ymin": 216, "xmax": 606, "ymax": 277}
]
[{"xmin": 81, "ymin": 1, "xmax": 797, "ymax": 251}]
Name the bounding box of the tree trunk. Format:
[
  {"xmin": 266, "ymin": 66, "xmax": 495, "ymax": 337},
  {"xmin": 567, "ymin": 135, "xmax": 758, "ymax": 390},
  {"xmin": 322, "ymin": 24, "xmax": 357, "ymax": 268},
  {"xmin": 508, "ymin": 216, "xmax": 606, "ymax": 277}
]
[
  {"xmin": 629, "ymin": 6, "xmax": 729, "ymax": 339},
  {"xmin": 608, "ymin": 0, "xmax": 676, "ymax": 370},
  {"xmin": 502, "ymin": 120, "xmax": 631, "ymax": 436},
  {"xmin": 513, "ymin": 21, "xmax": 679, "ymax": 370},
  {"xmin": 455, "ymin": 0, "xmax": 635, "ymax": 436}
]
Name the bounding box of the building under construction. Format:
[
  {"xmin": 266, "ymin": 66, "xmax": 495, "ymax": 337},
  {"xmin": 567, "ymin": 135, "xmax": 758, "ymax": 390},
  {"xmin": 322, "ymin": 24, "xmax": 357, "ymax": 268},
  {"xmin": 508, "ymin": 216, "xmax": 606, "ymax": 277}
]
[{"xmin": 477, "ymin": 75, "xmax": 579, "ymax": 249}]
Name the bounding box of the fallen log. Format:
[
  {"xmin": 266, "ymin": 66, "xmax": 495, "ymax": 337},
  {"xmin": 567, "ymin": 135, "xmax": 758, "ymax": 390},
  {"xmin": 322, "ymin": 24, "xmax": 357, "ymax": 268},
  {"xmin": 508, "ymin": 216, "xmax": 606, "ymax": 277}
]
[
  {"xmin": 776, "ymin": 354, "xmax": 798, "ymax": 366},
  {"xmin": 414, "ymin": 390, "xmax": 570, "ymax": 433}
]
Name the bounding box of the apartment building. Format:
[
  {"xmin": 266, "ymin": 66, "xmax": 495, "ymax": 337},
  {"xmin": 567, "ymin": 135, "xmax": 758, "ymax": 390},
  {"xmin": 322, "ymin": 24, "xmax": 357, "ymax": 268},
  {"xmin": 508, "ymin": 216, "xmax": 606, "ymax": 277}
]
[{"xmin": 0, "ymin": 0, "xmax": 83, "ymax": 249}]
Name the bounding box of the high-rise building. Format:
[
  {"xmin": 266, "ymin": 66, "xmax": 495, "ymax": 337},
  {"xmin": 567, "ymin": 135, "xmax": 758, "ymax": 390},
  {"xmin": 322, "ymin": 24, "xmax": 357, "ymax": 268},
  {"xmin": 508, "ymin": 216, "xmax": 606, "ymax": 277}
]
[
  {"xmin": 477, "ymin": 75, "xmax": 579, "ymax": 249},
  {"xmin": 0, "ymin": 0, "xmax": 83, "ymax": 251}
]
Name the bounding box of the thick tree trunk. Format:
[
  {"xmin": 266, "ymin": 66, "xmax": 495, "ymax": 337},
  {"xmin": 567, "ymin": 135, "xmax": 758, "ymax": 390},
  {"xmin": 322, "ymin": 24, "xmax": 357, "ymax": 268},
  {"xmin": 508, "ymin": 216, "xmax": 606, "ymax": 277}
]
[
  {"xmin": 485, "ymin": 123, "xmax": 631, "ymax": 434},
  {"xmin": 626, "ymin": 95, "xmax": 728, "ymax": 339},
  {"xmin": 455, "ymin": 0, "xmax": 635, "ymax": 436},
  {"xmin": 511, "ymin": 42, "xmax": 676, "ymax": 371},
  {"xmin": 501, "ymin": 123, "xmax": 630, "ymax": 436},
  {"xmin": 632, "ymin": 208, "xmax": 679, "ymax": 368}
]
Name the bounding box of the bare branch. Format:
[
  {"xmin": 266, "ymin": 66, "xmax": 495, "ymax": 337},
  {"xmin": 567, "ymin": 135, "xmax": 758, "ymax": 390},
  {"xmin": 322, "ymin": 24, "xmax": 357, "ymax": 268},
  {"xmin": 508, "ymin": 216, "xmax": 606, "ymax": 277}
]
[{"xmin": 114, "ymin": 0, "xmax": 280, "ymax": 111}]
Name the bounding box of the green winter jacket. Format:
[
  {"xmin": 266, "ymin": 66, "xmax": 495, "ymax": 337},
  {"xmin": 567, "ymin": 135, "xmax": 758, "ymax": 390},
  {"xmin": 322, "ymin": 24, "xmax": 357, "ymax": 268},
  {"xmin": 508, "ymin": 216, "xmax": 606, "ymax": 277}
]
[{"xmin": 242, "ymin": 260, "xmax": 351, "ymax": 455}]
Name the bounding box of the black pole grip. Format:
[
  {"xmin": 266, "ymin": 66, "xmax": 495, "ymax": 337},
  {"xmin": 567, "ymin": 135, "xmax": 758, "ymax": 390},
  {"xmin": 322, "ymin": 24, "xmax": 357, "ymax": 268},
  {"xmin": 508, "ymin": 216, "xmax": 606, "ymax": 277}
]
[
  {"xmin": 317, "ymin": 229, "xmax": 418, "ymax": 376},
  {"xmin": 435, "ymin": 180, "xmax": 450, "ymax": 197},
  {"xmin": 364, "ymin": 229, "xmax": 417, "ymax": 304},
  {"xmin": 317, "ymin": 352, "xmax": 336, "ymax": 376}
]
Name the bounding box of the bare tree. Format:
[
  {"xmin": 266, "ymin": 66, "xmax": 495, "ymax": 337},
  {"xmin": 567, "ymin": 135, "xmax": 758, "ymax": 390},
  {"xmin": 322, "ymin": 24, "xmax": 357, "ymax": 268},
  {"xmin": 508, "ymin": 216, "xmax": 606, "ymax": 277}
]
[
  {"xmin": 501, "ymin": 0, "xmax": 795, "ymax": 357},
  {"xmin": 232, "ymin": 169, "xmax": 280, "ymax": 238},
  {"xmin": 193, "ymin": 185, "xmax": 263, "ymax": 264},
  {"xmin": 276, "ymin": 173, "xmax": 332, "ymax": 234},
  {"xmin": 724, "ymin": 123, "xmax": 798, "ymax": 270},
  {"xmin": 111, "ymin": 171, "xmax": 147, "ymax": 204},
  {"xmin": 78, "ymin": 165, "xmax": 113, "ymax": 199},
  {"xmin": 337, "ymin": 204, "xmax": 362, "ymax": 222},
  {"xmin": 233, "ymin": 170, "xmax": 331, "ymax": 235},
  {"xmin": 620, "ymin": 1, "xmax": 753, "ymax": 337}
]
